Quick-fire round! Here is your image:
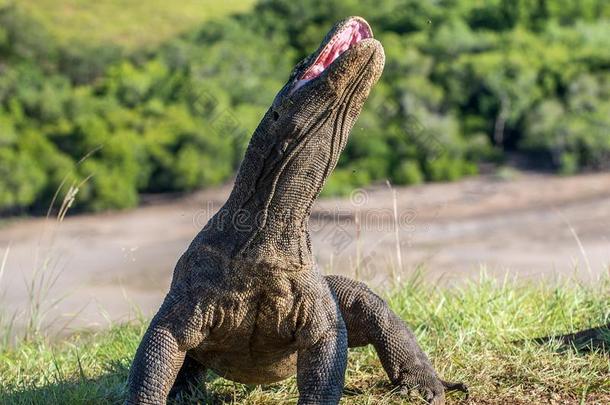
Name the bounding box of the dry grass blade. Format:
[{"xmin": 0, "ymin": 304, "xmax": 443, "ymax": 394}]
[{"xmin": 0, "ymin": 244, "xmax": 9, "ymax": 287}]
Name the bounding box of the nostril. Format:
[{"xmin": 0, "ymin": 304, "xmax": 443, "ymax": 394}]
[{"xmin": 272, "ymin": 111, "xmax": 280, "ymax": 121}]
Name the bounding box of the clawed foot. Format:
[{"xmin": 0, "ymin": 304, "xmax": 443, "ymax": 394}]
[
  {"xmin": 396, "ymin": 370, "xmax": 468, "ymax": 404},
  {"xmin": 440, "ymin": 379, "xmax": 468, "ymax": 396}
]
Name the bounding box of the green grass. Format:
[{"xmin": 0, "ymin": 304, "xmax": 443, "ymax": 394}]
[
  {"xmin": 11, "ymin": 0, "xmax": 255, "ymax": 49},
  {"xmin": 1, "ymin": 275, "xmax": 608, "ymax": 404}
]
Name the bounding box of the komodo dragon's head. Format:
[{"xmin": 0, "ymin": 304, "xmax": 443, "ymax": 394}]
[{"xmin": 206, "ymin": 17, "xmax": 384, "ymax": 265}]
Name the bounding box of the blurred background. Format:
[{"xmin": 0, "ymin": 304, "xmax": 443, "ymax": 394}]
[{"xmin": 0, "ymin": 0, "xmax": 609, "ymax": 333}]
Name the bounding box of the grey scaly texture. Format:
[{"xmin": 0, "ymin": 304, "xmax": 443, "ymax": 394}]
[{"xmin": 126, "ymin": 16, "xmax": 467, "ymax": 405}]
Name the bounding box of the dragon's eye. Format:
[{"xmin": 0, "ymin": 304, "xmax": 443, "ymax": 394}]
[{"xmin": 272, "ymin": 111, "xmax": 280, "ymax": 121}]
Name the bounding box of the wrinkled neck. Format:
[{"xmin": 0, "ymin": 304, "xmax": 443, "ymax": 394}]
[
  {"xmin": 200, "ymin": 131, "xmax": 323, "ymax": 265},
  {"xmin": 200, "ymin": 96, "xmax": 349, "ymax": 265}
]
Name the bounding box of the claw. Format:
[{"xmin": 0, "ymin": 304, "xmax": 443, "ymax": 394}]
[
  {"xmin": 441, "ymin": 379, "xmax": 469, "ymax": 397},
  {"xmin": 397, "ymin": 383, "xmax": 446, "ymax": 404},
  {"xmin": 427, "ymin": 386, "xmax": 446, "ymax": 405}
]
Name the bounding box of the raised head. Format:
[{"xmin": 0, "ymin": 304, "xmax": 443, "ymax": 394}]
[{"xmin": 207, "ymin": 17, "xmax": 385, "ymax": 264}]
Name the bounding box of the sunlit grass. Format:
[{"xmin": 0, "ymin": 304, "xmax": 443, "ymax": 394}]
[
  {"xmin": 1, "ymin": 274, "xmax": 608, "ymax": 404},
  {"xmin": 13, "ymin": 0, "xmax": 255, "ymax": 49}
]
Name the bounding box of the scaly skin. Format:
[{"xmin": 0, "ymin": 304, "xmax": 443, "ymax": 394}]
[{"xmin": 126, "ymin": 16, "xmax": 466, "ymax": 404}]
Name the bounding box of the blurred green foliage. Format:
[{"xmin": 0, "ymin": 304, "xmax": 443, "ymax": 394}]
[{"xmin": 0, "ymin": 0, "xmax": 609, "ymax": 213}]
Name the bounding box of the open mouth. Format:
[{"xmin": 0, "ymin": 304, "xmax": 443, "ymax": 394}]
[{"xmin": 293, "ymin": 18, "xmax": 373, "ymax": 92}]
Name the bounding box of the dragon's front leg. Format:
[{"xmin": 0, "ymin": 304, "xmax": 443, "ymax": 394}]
[
  {"xmin": 326, "ymin": 275, "xmax": 467, "ymax": 404},
  {"xmin": 126, "ymin": 292, "xmax": 206, "ymax": 404}
]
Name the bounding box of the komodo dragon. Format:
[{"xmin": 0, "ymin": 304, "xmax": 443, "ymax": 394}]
[{"xmin": 126, "ymin": 16, "xmax": 467, "ymax": 405}]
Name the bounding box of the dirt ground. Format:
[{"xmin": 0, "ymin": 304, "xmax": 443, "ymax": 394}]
[{"xmin": 0, "ymin": 171, "xmax": 609, "ymax": 334}]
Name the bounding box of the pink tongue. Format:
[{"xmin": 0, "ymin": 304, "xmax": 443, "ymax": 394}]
[{"xmin": 300, "ymin": 21, "xmax": 370, "ymax": 81}]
